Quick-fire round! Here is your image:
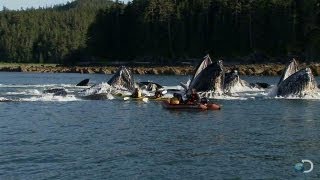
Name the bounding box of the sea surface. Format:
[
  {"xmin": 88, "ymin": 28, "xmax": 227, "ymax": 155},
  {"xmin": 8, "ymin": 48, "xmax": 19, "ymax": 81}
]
[{"xmin": 0, "ymin": 72, "xmax": 319, "ymax": 179}]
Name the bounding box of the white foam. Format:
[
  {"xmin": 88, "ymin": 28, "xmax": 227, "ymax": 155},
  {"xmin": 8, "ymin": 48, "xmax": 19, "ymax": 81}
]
[
  {"xmin": 20, "ymin": 94, "xmax": 80, "ymax": 102},
  {"xmin": 273, "ymin": 91, "xmax": 320, "ymax": 100},
  {"xmin": 163, "ymin": 85, "xmax": 184, "ymax": 91},
  {"xmin": 83, "ymin": 83, "xmax": 113, "ymax": 96},
  {"xmin": 2, "ymin": 79, "xmax": 320, "ymax": 101},
  {"xmin": 5, "ymin": 89, "xmax": 41, "ymax": 96},
  {"xmin": 266, "ymin": 86, "xmax": 278, "ymax": 97},
  {"xmin": 265, "ymin": 84, "xmax": 320, "ymax": 99},
  {"xmin": 212, "ymin": 94, "xmax": 249, "ymax": 100},
  {"xmin": 0, "ymin": 97, "xmax": 11, "ymax": 101}
]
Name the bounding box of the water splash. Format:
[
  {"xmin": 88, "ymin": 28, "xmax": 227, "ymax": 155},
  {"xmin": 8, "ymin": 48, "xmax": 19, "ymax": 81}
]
[
  {"xmin": 20, "ymin": 94, "xmax": 80, "ymax": 102},
  {"xmin": 6, "ymin": 89, "xmax": 42, "ymax": 96},
  {"xmin": 82, "ymin": 83, "xmax": 113, "ymax": 96}
]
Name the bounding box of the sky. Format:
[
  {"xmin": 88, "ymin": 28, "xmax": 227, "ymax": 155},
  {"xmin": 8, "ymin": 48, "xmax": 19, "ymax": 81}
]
[{"xmin": 1, "ymin": 0, "xmax": 131, "ymax": 10}]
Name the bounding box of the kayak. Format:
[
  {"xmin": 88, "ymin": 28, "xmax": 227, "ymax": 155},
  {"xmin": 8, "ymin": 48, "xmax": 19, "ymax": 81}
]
[
  {"xmin": 123, "ymin": 96, "xmax": 168, "ymax": 101},
  {"xmin": 161, "ymin": 101, "xmax": 221, "ymax": 110},
  {"xmin": 123, "ymin": 97, "xmax": 148, "ymax": 102},
  {"xmin": 147, "ymin": 96, "xmax": 169, "ymax": 101}
]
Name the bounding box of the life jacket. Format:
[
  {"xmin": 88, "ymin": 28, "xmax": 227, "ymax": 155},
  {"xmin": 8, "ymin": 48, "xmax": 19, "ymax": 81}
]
[{"xmin": 132, "ymin": 89, "xmax": 142, "ymax": 98}]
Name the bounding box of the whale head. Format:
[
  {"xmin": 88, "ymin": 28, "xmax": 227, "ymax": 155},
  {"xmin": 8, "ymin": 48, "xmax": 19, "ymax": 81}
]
[
  {"xmin": 278, "ymin": 58, "xmax": 299, "ymax": 85},
  {"xmin": 107, "ymin": 66, "xmax": 135, "ymax": 91},
  {"xmin": 277, "ymin": 67, "xmax": 317, "ymax": 97},
  {"xmin": 224, "ymin": 69, "xmax": 240, "ymax": 93},
  {"xmin": 188, "ymin": 60, "xmax": 225, "ymax": 93},
  {"xmin": 190, "ymin": 54, "xmax": 213, "ymax": 88}
]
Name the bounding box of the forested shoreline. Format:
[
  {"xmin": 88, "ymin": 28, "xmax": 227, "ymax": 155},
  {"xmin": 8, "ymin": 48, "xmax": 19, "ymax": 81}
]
[{"xmin": 0, "ymin": 0, "xmax": 319, "ymax": 64}]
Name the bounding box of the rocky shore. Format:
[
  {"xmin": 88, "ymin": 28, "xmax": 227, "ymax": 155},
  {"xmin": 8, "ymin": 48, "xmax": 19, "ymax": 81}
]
[{"xmin": 1, "ymin": 63, "xmax": 320, "ymax": 76}]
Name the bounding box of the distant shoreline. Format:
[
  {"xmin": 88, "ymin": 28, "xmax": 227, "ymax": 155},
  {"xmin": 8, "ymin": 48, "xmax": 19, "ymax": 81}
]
[{"xmin": 0, "ymin": 63, "xmax": 319, "ymax": 76}]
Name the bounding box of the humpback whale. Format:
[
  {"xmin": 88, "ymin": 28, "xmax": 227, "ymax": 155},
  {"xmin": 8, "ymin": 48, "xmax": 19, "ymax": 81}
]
[
  {"xmin": 188, "ymin": 59, "xmax": 225, "ymax": 93},
  {"xmin": 182, "ymin": 54, "xmax": 273, "ymax": 96},
  {"xmin": 224, "ymin": 69, "xmax": 270, "ymax": 92},
  {"xmin": 189, "ymin": 54, "xmax": 213, "ymax": 88},
  {"xmin": 107, "ymin": 66, "xmax": 135, "ymax": 91},
  {"xmin": 223, "ymin": 69, "xmax": 270, "ymax": 93},
  {"xmin": 277, "ymin": 68, "xmax": 317, "ymax": 96},
  {"xmin": 251, "ymin": 82, "xmax": 270, "ymax": 89},
  {"xmin": 138, "ymin": 82, "xmax": 163, "ymax": 91},
  {"xmin": 224, "ymin": 69, "xmax": 248, "ymax": 93},
  {"xmin": 81, "ymin": 66, "xmax": 135, "ymax": 100},
  {"xmin": 43, "ymin": 88, "xmax": 67, "ymax": 96},
  {"xmin": 276, "ymin": 59, "xmax": 317, "ymax": 96}
]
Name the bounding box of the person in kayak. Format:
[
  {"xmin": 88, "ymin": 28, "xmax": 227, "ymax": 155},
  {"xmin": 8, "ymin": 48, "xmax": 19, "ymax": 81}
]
[
  {"xmin": 154, "ymin": 87, "xmax": 163, "ymax": 98},
  {"xmin": 186, "ymin": 88, "xmax": 200, "ymax": 104},
  {"xmin": 173, "ymin": 93, "xmax": 184, "ymax": 104},
  {"xmin": 200, "ymin": 97, "xmax": 208, "ymax": 105},
  {"xmin": 131, "ymin": 87, "xmax": 142, "ymax": 98}
]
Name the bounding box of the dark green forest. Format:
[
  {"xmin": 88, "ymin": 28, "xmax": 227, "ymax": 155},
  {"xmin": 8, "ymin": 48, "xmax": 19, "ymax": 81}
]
[{"xmin": 0, "ymin": 0, "xmax": 320, "ymax": 64}]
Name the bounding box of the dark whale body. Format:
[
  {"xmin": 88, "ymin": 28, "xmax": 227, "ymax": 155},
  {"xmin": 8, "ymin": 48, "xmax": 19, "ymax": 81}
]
[
  {"xmin": 43, "ymin": 88, "xmax": 67, "ymax": 96},
  {"xmin": 277, "ymin": 68, "xmax": 317, "ymax": 96},
  {"xmin": 188, "ymin": 60, "xmax": 225, "ymax": 93},
  {"xmin": 76, "ymin": 79, "xmax": 90, "ymax": 86}
]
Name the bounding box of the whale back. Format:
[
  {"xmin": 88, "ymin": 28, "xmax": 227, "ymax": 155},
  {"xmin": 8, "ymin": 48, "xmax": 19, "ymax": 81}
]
[
  {"xmin": 277, "ymin": 68, "xmax": 317, "ymax": 96},
  {"xmin": 189, "ymin": 60, "xmax": 224, "ymax": 93},
  {"xmin": 76, "ymin": 79, "xmax": 90, "ymax": 86},
  {"xmin": 138, "ymin": 82, "xmax": 163, "ymax": 91},
  {"xmin": 278, "ymin": 58, "xmax": 298, "ymax": 85},
  {"xmin": 107, "ymin": 66, "xmax": 135, "ymax": 91}
]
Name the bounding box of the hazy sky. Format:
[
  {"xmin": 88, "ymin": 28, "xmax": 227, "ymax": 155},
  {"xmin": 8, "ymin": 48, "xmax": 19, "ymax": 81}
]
[{"xmin": 1, "ymin": 0, "xmax": 131, "ymax": 10}]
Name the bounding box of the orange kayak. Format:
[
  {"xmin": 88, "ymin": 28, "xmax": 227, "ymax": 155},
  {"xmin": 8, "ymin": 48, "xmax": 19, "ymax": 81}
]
[{"xmin": 161, "ymin": 101, "xmax": 221, "ymax": 110}]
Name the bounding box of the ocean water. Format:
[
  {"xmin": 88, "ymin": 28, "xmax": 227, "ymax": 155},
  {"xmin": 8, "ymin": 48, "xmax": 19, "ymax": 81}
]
[{"xmin": 0, "ymin": 72, "xmax": 319, "ymax": 179}]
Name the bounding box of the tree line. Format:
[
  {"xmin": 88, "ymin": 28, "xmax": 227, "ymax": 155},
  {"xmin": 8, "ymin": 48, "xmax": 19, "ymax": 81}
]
[
  {"xmin": 0, "ymin": 0, "xmax": 113, "ymax": 63},
  {"xmin": 0, "ymin": 0, "xmax": 319, "ymax": 64}
]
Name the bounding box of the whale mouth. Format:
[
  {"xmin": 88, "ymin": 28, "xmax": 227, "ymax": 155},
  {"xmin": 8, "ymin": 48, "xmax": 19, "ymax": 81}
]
[
  {"xmin": 276, "ymin": 67, "xmax": 317, "ymax": 97},
  {"xmin": 188, "ymin": 59, "xmax": 225, "ymax": 93},
  {"xmin": 189, "ymin": 54, "xmax": 213, "ymax": 89},
  {"xmin": 107, "ymin": 66, "xmax": 135, "ymax": 91},
  {"xmin": 278, "ymin": 58, "xmax": 299, "ymax": 85}
]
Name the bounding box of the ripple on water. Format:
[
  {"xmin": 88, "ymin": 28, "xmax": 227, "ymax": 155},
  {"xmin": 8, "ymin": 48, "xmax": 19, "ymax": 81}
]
[{"xmin": 0, "ymin": 74, "xmax": 319, "ymax": 179}]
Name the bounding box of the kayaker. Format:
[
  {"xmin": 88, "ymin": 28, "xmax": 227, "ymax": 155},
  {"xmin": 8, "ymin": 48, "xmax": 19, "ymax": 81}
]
[
  {"xmin": 131, "ymin": 87, "xmax": 142, "ymax": 98},
  {"xmin": 186, "ymin": 88, "xmax": 200, "ymax": 104},
  {"xmin": 173, "ymin": 93, "xmax": 184, "ymax": 104},
  {"xmin": 200, "ymin": 97, "xmax": 208, "ymax": 105},
  {"xmin": 154, "ymin": 88, "xmax": 163, "ymax": 98}
]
